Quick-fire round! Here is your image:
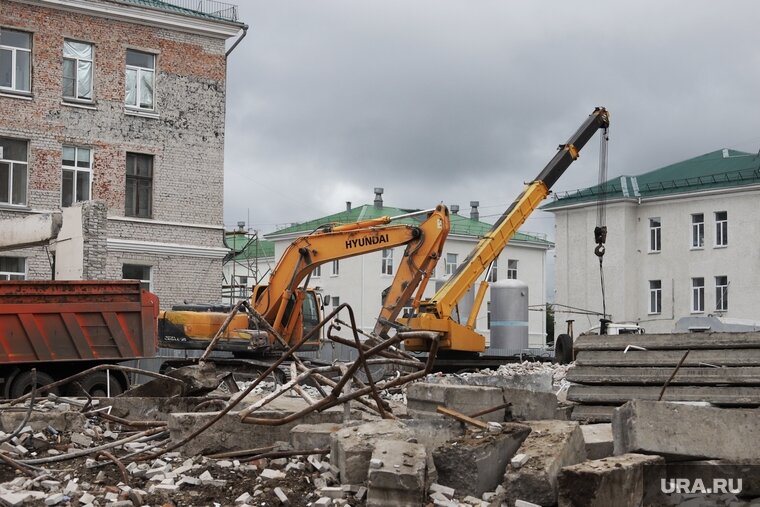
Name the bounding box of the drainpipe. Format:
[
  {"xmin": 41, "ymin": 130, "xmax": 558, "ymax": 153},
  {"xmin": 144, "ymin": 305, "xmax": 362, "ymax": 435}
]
[{"xmin": 226, "ymin": 25, "xmax": 249, "ymax": 59}]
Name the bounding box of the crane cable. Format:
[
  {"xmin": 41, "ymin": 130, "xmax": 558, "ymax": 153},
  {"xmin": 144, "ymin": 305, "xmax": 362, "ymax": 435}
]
[{"xmin": 594, "ymin": 126, "xmax": 610, "ymax": 320}]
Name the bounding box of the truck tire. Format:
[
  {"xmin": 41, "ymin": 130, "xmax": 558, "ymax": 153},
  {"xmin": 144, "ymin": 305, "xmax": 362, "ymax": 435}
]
[
  {"xmin": 9, "ymin": 370, "xmax": 60, "ymax": 399},
  {"xmin": 73, "ymin": 372, "xmax": 125, "ymax": 398},
  {"xmin": 554, "ymin": 334, "xmax": 574, "ymax": 364}
]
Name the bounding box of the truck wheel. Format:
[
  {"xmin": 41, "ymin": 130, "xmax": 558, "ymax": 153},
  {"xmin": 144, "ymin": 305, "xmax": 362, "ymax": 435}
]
[
  {"xmin": 75, "ymin": 372, "xmax": 124, "ymax": 398},
  {"xmin": 9, "ymin": 370, "xmax": 60, "ymax": 399},
  {"xmin": 554, "ymin": 334, "xmax": 574, "ymax": 364}
]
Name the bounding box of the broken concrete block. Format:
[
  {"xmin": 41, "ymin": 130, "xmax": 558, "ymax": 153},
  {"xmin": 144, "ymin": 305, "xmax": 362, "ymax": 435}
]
[
  {"xmin": 260, "ymin": 468, "xmax": 286, "ymax": 480},
  {"xmin": 424, "ymin": 369, "xmax": 554, "ymax": 393},
  {"xmin": 406, "ymin": 382, "xmax": 506, "ymax": 422},
  {"xmin": 434, "ymin": 423, "xmax": 530, "ymax": 497},
  {"xmin": 274, "ymin": 487, "xmax": 289, "ymax": 505},
  {"xmin": 0, "ymin": 492, "xmax": 32, "ymax": 507},
  {"xmin": 581, "ymin": 423, "xmax": 613, "ymax": 460},
  {"xmin": 503, "ymin": 420, "xmax": 586, "ymax": 506},
  {"xmin": 558, "ymin": 453, "xmax": 664, "ymax": 507},
  {"xmin": 503, "ymin": 387, "xmax": 559, "ymax": 421},
  {"xmin": 613, "ymin": 400, "xmax": 760, "ymax": 460},
  {"xmin": 290, "ymin": 422, "xmax": 345, "ymax": 450},
  {"xmin": 429, "ymin": 482, "xmax": 455, "ymax": 499},
  {"xmin": 511, "ymin": 453, "xmax": 529, "ymax": 469},
  {"xmin": 367, "ymin": 440, "xmax": 427, "ymax": 507}
]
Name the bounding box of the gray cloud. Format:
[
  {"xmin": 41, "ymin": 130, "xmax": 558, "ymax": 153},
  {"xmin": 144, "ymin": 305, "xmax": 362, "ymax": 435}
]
[{"xmin": 223, "ymin": 0, "xmax": 760, "ymax": 238}]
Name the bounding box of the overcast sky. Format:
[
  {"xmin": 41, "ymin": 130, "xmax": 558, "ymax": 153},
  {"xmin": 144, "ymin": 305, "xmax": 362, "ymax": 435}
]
[{"xmin": 222, "ymin": 1, "xmax": 760, "ymax": 240}]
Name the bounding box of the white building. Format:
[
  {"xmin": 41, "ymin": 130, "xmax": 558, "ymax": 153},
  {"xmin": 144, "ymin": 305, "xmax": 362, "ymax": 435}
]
[
  {"xmin": 264, "ymin": 191, "xmax": 554, "ymax": 348},
  {"xmin": 544, "ymin": 148, "xmax": 760, "ymax": 335}
]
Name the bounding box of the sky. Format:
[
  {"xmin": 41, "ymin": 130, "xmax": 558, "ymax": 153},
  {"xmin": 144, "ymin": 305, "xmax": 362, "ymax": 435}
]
[{"xmin": 222, "ymin": 1, "xmax": 760, "ymax": 242}]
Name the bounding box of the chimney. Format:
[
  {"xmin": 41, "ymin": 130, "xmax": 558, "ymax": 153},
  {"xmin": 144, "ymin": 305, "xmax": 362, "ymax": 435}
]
[
  {"xmin": 450, "ymin": 204, "xmax": 459, "ymax": 215},
  {"xmin": 374, "ymin": 187, "xmax": 384, "ymax": 209},
  {"xmin": 346, "ymin": 201, "xmax": 352, "ymax": 211},
  {"xmin": 470, "ymin": 201, "xmax": 480, "ymax": 221},
  {"xmin": 237, "ymin": 221, "xmax": 246, "ymax": 233}
]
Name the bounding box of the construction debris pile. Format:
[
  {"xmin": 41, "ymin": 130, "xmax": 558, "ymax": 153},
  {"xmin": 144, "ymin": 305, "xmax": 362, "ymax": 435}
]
[{"xmin": 1, "ymin": 332, "xmax": 760, "ymax": 506}]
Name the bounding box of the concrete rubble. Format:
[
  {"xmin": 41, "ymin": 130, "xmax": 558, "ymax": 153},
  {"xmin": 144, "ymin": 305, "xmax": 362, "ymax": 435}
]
[{"xmin": 2, "ymin": 359, "xmax": 760, "ymax": 506}]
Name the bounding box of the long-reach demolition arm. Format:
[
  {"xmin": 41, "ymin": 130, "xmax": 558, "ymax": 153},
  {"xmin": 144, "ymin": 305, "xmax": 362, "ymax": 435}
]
[
  {"xmin": 254, "ymin": 205, "xmax": 450, "ymax": 345},
  {"xmin": 403, "ymin": 107, "xmax": 610, "ymax": 354}
]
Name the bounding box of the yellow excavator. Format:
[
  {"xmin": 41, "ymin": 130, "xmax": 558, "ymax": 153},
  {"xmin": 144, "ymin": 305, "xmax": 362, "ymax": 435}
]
[
  {"xmin": 159, "ymin": 205, "xmax": 450, "ymax": 360},
  {"xmin": 401, "ymin": 107, "xmax": 610, "ymax": 359}
]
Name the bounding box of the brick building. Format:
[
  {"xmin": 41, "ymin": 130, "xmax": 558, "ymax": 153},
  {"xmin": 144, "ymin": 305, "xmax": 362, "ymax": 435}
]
[{"xmin": 0, "ymin": 0, "xmax": 245, "ymax": 307}]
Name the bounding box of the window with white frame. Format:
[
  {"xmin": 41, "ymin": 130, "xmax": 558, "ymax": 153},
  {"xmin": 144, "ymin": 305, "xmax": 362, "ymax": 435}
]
[
  {"xmin": 507, "ymin": 259, "xmax": 518, "ymax": 280},
  {"xmin": 331, "ymin": 259, "xmax": 339, "ymax": 276},
  {"xmin": 381, "ymin": 249, "xmax": 393, "ymax": 275},
  {"xmin": 63, "ymin": 40, "xmax": 93, "ymax": 101},
  {"xmin": 125, "ymin": 49, "xmax": 155, "ymax": 110},
  {"xmin": 0, "ymin": 28, "xmax": 31, "ymax": 93},
  {"xmin": 648, "ymin": 280, "xmax": 662, "ymax": 314},
  {"xmin": 649, "ymin": 218, "xmax": 661, "ymax": 252},
  {"xmin": 488, "ymin": 258, "xmax": 498, "ymax": 282},
  {"xmin": 715, "ymin": 211, "xmax": 728, "ymax": 247},
  {"xmin": 125, "ymin": 152, "xmax": 152, "ymax": 218},
  {"xmin": 715, "ymin": 275, "xmax": 728, "ymax": 312},
  {"xmin": 691, "ymin": 213, "xmax": 704, "ymax": 248},
  {"xmin": 0, "ymin": 137, "xmax": 28, "ymax": 206},
  {"xmin": 122, "ymin": 264, "xmax": 151, "ymax": 291},
  {"xmin": 445, "ymin": 253, "xmax": 457, "ymax": 276},
  {"xmin": 312, "ymin": 264, "xmax": 321, "ymax": 277},
  {"xmin": 0, "ymin": 256, "xmax": 25, "ymax": 280},
  {"xmin": 62, "ymin": 146, "xmax": 92, "ymax": 207},
  {"xmin": 691, "ymin": 277, "xmax": 704, "ymax": 313}
]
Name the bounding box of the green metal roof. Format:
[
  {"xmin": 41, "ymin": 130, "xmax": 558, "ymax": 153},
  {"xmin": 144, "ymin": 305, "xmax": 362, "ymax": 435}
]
[
  {"xmin": 543, "ymin": 149, "xmax": 760, "ymax": 211},
  {"xmin": 118, "ymin": 0, "xmax": 240, "ymax": 23},
  {"xmin": 224, "ymin": 234, "xmax": 274, "ymax": 260},
  {"xmin": 265, "ymin": 204, "xmax": 553, "ymax": 247}
]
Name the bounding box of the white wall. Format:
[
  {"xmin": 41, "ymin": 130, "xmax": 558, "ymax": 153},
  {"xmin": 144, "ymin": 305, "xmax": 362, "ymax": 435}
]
[{"xmin": 552, "ymin": 187, "xmax": 760, "ymax": 335}]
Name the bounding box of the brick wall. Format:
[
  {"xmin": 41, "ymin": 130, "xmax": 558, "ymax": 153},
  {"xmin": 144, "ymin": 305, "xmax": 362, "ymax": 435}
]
[{"xmin": 0, "ymin": 0, "xmax": 235, "ymax": 306}]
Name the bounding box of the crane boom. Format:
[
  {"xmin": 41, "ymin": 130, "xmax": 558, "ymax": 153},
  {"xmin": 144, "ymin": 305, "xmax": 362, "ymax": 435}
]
[{"xmin": 404, "ymin": 107, "xmax": 610, "ymax": 353}]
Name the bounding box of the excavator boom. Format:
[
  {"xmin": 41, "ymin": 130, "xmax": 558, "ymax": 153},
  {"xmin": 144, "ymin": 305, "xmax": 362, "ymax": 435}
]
[{"xmin": 405, "ymin": 107, "xmax": 610, "ymax": 353}]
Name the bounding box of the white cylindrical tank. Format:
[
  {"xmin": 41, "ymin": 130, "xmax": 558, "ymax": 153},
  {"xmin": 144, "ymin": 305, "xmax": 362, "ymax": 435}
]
[
  {"xmin": 489, "ymin": 279, "xmax": 529, "ymax": 355},
  {"xmin": 435, "ymin": 279, "xmax": 475, "ymax": 325}
]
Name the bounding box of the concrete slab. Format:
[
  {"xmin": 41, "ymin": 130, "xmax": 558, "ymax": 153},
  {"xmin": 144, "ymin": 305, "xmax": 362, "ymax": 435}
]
[
  {"xmin": 424, "ymin": 371, "xmax": 554, "ymax": 393},
  {"xmin": 558, "ymin": 453, "xmax": 663, "ymax": 507},
  {"xmin": 433, "ymin": 423, "xmax": 530, "ymax": 497},
  {"xmin": 567, "ymin": 385, "xmax": 760, "ymax": 405},
  {"xmin": 575, "ymin": 349, "xmax": 760, "ymax": 367},
  {"xmin": 168, "ymin": 397, "xmax": 344, "ymax": 456},
  {"xmin": 502, "ymin": 387, "xmax": 558, "ymax": 421},
  {"xmin": 0, "ymin": 408, "xmax": 84, "ymax": 433},
  {"xmin": 503, "ymin": 420, "xmax": 586, "ymax": 506},
  {"xmin": 580, "ymin": 423, "xmax": 613, "ymax": 460},
  {"xmin": 612, "ymin": 400, "xmax": 760, "ymax": 460},
  {"xmin": 571, "ymin": 405, "xmax": 615, "ymax": 423},
  {"xmin": 367, "ymin": 440, "xmax": 427, "ymax": 507},
  {"xmin": 406, "ymin": 382, "xmax": 506, "ymax": 422},
  {"xmin": 574, "ymin": 332, "xmax": 760, "ymax": 351},
  {"xmin": 290, "ymin": 422, "xmax": 347, "ymax": 450},
  {"xmin": 567, "ymin": 366, "xmax": 760, "ymax": 385}
]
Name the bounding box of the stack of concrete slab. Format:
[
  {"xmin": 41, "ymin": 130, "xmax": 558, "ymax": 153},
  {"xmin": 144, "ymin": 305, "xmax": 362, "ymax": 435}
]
[{"xmin": 567, "ymin": 332, "xmax": 760, "ymax": 421}]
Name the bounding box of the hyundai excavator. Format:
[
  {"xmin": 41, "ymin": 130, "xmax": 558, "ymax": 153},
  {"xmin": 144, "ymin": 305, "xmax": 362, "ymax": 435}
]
[
  {"xmin": 400, "ymin": 108, "xmax": 610, "ymax": 363},
  {"xmin": 158, "ymin": 205, "xmax": 450, "ymax": 370}
]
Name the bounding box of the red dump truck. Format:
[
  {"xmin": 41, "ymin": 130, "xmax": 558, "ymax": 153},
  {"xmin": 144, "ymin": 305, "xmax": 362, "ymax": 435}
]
[{"xmin": 0, "ymin": 280, "xmax": 159, "ymax": 398}]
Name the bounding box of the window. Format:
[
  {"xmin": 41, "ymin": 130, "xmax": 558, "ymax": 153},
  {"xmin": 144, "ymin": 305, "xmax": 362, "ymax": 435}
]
[
  {"xmin": 445, "ymin": 253, "xmax": 457, "ymax": 276},
  {"xmin": 331, "ymin": 296, "xmax": 340, "ymax": 307},
  {"xmin": 507, "ymin": 259, "xmax": 518, "ymax": 280},
  {"xmin": 488, "ymin": 259, "xmax": 498, "ymax": 283},
  {"xmin": 331, "ymin": 260, "xmax": 339, "ymax": 276},
  {"xmin": 691, "ymin": 277, "xmax": 704, "ymax": 313},
  {"xmin": 125, "ymin": 153, "xmax": 152, "ymax": 218},
  {"xmin": 381, "ymin": 249, "xmax": 393, "ymax": 275},
  {"xmin": 61, "ymin": 146, "xmax": 91, "ymax": 207},
  {"xmin": 0, "ymin": 28, "xmax": 31, "ymax": 93},
  {"xmin": 312, "ymin": 264, "xmax": 321, "ymax": 277},
  {"xmin": 691, "ymin": 213, "xmax": 704, "ymax": 248},
  {"xmin": 0, "ymin": 137, "xmax": 28, "ymax": 206},
  {"xmin": 648, "ymin": 280, "xmax": 662, "ymax": 314},
  {"xmin": 63, "ymin": 40, "xmax": 93, "ymax": 101},
  {"xmin": 0, "ymin": 257, "xmax": 25, "ymax": 280},
  {"xmin": 649, "ymin": 218, "xmax": 661, "ymax": 252},
  {"xmin": 715, "ymin": 211, "xmax": 728, "ymax": 247},
  {"xmin": 125, "ymin": 49, "xmax": 155, "ymax": 110},
  {"xmin": 122, "ymin": 264, "xmax": 151, "ymax": 291},
  {"xmin": 236, "ymin": 275, "xmax": 248, "ymax": 286},
  {"xmin": 715, "ymin": 276, "xmax": 728, "ymax": 312}
]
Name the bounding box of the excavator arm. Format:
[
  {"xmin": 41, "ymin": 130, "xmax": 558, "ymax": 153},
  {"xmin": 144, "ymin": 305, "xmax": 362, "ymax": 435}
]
[
  {"xmin": 254, "ymin": 205, "xmax": 450, "ymax": 344},
  {"xmin": 404, "ymin": 107, "xmax": 610, "ymax": 353}
]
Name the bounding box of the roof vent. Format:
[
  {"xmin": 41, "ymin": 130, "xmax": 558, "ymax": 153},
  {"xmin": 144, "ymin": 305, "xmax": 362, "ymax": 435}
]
[
  {"xmin": 346, "ymin": 201, "xmax": 352, "ymax": 211},
  {"xmin": 374, "ymin": 187, "xmax": 384, "ymax": 209},
  {"xmin": 722, "ymin": 148, "xmax": 730, "ymax": 158},
  {"xmin": 450, "ymin": 204, "xmax": 459, "ymax": 215},
  {"xmin": 470, "ymin": 201, "xmax": 480, "ymax": 221}
]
